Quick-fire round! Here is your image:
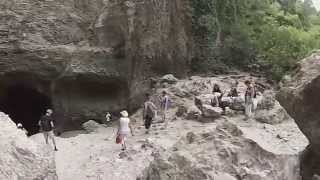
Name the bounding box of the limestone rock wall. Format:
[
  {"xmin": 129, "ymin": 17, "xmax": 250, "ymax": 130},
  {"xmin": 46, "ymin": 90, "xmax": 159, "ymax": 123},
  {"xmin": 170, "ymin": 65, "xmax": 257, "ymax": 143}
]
[{"xmin": 0, "ymin": 0, "xmax": 192, "ymax": 130}]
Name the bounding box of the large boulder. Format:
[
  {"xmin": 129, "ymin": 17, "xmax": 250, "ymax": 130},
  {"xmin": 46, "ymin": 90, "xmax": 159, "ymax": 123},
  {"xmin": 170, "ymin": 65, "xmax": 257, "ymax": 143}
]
[
  {"xmin": 194, "ymin": 94, "xmax": 216, "ymax": 111},
  {"xmin": 0, "ymin": 112, "xmax": 56, "ymax": 179},
  {"xmin": 160, "ymin": 74, "xmax": 179, "ymax": 84},
  {"xmin": 201, "ymin": 105, "xmax": 223, "ymax": 118},
  {"xmin": 186, "ymin": 105, "xmax": 202, "ymax": 120},
  {"xmin": 139, "ymin": 121, "xmax": 304, "ymax": 180},
  {"xmin": 254, "ymin": 101, "xmax": 291, "ymax": 124},
  {"xmin": 278, "ymin": 51, "xmax": 320, "ymax": 179}
]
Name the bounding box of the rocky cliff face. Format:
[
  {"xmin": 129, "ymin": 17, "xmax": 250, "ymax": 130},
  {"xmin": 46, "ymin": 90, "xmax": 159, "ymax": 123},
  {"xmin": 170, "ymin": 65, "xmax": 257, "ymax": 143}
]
[
  {"xmin": 0, "ymin": 0, "xmax": 192, "ymax": 132},
  {"xmin": 0, "ymin": 112, "xmax": 56, "ymax": 179},
  {"xmin": 278, "ymin": 51, "xmax": 320, "ymax": 180}
]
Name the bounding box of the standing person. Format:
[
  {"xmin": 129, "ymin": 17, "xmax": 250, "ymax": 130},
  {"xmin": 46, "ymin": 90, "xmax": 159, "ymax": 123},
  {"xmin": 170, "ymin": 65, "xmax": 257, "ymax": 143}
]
[
  {"xmin": 211, "ymin": 84, "xmax": 222, "ymax": 107},
  {"xmin": 143, "ymin": 93, "xmax": 157, "ymax": 134},
  {"xmin": 244, "ymin": 80, "xmax": 255, "ymax": 119},
  {"xmin": 117, "ymin": 110, "xmax": 134, "ymax": 151},
  {"xmin": 159, "ymin": 91, "xmax": 170, "ymax": 127},
  {"xmin": 39, "ymin": 109, "xmax": 58, "ymax": 151}
]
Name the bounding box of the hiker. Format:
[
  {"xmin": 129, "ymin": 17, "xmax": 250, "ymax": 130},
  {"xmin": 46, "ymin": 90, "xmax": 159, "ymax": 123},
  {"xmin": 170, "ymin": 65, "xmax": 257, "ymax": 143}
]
[
  {"xmin": 39, "ymin": 109, "xmax": 58, "ymax": 151},
  {"xmin": 244, "ymin": 80, "xmax": 255, "ymax": 119},
  {"xmin": 159, "ymin": 91, "xmax": 170, "ymax": 127},
  {"xmin": 17, "ymin": 123, "xmax": 28, "ymax": 135},
  {"xmin": 116, "ymin": 110, "xmax": 134, "ymax": 151},
  {"xmin": 143, "ymin": 93, "xmax": 157, "ymax": 134},
  {"xmin": 211, "ymin": 84, "xmax": 223, "ymax": 107}
]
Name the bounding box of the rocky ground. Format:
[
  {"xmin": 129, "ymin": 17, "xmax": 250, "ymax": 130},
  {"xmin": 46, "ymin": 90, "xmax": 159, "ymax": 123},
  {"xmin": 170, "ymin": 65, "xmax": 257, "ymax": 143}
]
[
  {"xmin": 28, "ymin": 74, "xmax": 308, "ymax": 180},
  {"xmin": 0, "ymin": 113, "xmax": 56, "ymax": 180}
]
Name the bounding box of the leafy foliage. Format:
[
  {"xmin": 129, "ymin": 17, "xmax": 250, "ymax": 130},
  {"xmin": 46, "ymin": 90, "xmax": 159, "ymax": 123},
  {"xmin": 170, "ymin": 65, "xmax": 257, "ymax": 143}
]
[{"xmin": 190, "ymin": 0, "xmax": 320, "ymax": 80}]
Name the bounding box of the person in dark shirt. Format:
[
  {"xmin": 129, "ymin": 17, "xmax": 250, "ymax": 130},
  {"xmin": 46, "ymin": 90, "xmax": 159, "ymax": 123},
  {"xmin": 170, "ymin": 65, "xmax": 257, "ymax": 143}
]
[
  {"xmin": 211, "ymin": 84, "xmax": 223, "ymax": 107},
  {"xmin": 39, "ymin": 109, "xmax": 58, "ymax": 151},
  {"xmin": 228, "ymin": 80, "xmax": 239, "ymax": 97}
]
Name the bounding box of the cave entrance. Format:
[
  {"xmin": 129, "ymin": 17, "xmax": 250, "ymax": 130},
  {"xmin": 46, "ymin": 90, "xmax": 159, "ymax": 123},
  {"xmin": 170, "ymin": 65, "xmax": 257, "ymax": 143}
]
[{"xmin": 1, "ymin": 84, "xmax": 52, "ymax": 135}]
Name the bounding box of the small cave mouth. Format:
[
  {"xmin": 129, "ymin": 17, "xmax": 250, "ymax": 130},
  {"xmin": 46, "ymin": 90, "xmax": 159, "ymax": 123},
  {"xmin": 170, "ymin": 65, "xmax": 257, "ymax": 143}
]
[{"xmin": 0, "ymin": 84, "xmax": 52, "ymax": 135}]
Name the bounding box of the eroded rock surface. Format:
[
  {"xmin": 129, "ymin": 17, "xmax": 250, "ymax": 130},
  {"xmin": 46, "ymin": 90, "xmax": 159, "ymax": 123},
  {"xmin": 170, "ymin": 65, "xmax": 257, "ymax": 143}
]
[
  {"xmin": 0, "ymin": 0, "xmax": 192, "ymax": 131},
  {"xmin": 0, "ymin": 112, "xmax": 56, "ymax": 179},
  {"xmin": 278, "ymin": 51, "xmax": 320, "ymax": 179},
  {"xmin": 45, "ymin": 75, "xmax": 307, "ymax": 180},
  {"xmin": 139, "ymin": 120, "xmax": 305, "ymax": 180}
]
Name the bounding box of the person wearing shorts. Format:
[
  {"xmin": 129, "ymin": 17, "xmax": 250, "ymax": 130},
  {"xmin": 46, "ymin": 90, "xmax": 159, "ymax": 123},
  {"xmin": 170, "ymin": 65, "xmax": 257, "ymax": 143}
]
[
  {"xmin": 143, "ymin": 93, "xmax": 157, "ymax": 134},
  {"xmin": 117, "ymin": 110, "xmax": 134, "ymax": 151},
  {"xmin": 39, "ymin": 109, "xmax": 58, "ymax": 151}
]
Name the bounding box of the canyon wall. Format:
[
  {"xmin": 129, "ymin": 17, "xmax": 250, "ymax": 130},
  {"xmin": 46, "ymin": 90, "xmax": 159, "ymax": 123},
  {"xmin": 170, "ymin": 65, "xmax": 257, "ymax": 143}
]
[{"xmin": 0, "ymin": 0, "xmax": 192, "ymax": 131}]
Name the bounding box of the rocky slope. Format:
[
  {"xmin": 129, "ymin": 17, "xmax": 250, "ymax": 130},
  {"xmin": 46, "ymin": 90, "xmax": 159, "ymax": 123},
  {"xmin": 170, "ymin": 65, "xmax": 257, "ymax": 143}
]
[
  {"xmin": 278, "ymin": 51, "xmax": 320, "ymax": 180},
  {"xmin": 0, "ymin": 0, "xmax": 192, "ymax": 131},
  {"xmin": 0, "ymin": 112, "xmax": 56, "ymax": 179},
  {"xmin": 29, "ymin": 75, "xmax": 308, "ymax": 180}
]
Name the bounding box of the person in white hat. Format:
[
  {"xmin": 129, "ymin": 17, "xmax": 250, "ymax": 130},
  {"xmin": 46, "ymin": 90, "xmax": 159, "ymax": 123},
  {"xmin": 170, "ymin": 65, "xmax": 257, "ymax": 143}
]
[{"xmin": 117, "ymin": 110, "xmax": 134, "ymax": 151}]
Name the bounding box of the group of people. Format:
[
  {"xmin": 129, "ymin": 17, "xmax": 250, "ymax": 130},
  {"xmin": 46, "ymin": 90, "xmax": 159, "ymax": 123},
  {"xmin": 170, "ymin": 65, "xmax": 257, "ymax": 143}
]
[
  {"xmin": 211, "ymin": 80, "xmax": 257, "ymax": 119},
  {"xmin": 116, "ymin": 91, "xmax": 170, "ymax": 150},
  {"xmin": 15, "ymin": 80, "xmax": 256, "ymax": 152}
]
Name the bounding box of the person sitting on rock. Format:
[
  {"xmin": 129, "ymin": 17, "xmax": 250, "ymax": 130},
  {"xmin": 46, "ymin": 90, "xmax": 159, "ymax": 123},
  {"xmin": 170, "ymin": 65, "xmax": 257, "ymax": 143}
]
[
  {"xmin": 143, "ymin": 93, "xmax": 158, "ymax": 134},
  {"xmin": 211, "ymin": 84, "xmax": 223, "ymax": 107},
  {"xmin": 244, "ymin": 80, "xmax": 255, "ymax": 119},
  {"xmin": 39, "ymin": 109, "xmax": 58, "ymax": 151},
  {"xmin": 228, "ymin": 81, "xmax": 239, "ymax": 97},
  {"xmin": 117, "ymin": 110, "xmax": 134, "ymax": 151}
]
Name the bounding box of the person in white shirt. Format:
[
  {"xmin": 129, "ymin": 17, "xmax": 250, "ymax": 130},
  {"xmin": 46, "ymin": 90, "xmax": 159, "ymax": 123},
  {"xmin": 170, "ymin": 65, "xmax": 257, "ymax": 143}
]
[{"xmin": 117, "ymin": 110, "xmax": 134, "ymax": 151}]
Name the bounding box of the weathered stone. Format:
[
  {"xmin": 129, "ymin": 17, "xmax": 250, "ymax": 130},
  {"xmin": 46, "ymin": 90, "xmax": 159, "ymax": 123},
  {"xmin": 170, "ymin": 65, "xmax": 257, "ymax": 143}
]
[
  {"xmin": 202, "ymin": 105, "xmax": 223, "ymax": 118},
  {"xmin": 0, "ymin": 112, "xmax": 56, "ymax": 179},
  {"xmin": 229, "ymin": 97, "xmax": 245, "ymax": 111},
  {"xmin": 0, "ymin": 0, "xmax": 192, "ymax": 132},
  {"xmin": 186, "ymin": 105, "xmax": 202, "ymax": 120},
  {"xmin": 139, "ymin": 121, "xmax": 303, "ymax": 180},
  {"xmin": 195, "ymin": 94, "xmax": 216, "ymax": 109},
  {"xmin": 278, "ymin": 51, "xmax": 320, "ymax": 180},
  {"xmin": 257, "ymin": 90, "xmax": 276, "ymax": 110},
  {"xmin": 176, "ymin": 105, "xmax": 188, "ymax": 117},
  {"xmin": 255, "ymin": 101, "xmax": 291, "ymax": 125},
  {"xmin": 160, "ymin": 74, "xmax": 178, "ymax": 84}
]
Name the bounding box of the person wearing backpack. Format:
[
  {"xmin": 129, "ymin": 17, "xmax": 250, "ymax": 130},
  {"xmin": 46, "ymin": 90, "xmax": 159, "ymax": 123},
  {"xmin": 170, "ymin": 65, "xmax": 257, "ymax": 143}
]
[
  {"xmin": 39, "ymin": 109, "xmax": 58, "ymax": 151},
  {"xmin": 143, "ymin": 93, "xmax": 158, "ymax": 134},
  {"xmin": 160, "ymin": 91, "xmax": 170, "ymax": 128}
]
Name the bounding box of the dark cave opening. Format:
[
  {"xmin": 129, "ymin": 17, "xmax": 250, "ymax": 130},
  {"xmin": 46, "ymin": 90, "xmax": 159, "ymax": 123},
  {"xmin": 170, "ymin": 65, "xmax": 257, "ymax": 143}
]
[{"xmin": 0, "ymin": 84, "xmax": 52, "ymax": 135}]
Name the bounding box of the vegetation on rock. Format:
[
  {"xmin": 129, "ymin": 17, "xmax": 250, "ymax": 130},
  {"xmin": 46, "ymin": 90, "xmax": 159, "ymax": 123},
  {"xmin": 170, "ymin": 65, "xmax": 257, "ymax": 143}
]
[{"xmin": 190, "ymin": 0, "xmax": 320, "ymax": 80}]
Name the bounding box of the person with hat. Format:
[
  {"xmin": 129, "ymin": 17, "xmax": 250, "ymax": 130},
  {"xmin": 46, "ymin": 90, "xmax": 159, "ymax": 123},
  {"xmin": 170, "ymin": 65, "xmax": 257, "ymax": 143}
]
[{"xmin": 117, "ymin": 110, "xmax": 134, "ymax": 151}]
